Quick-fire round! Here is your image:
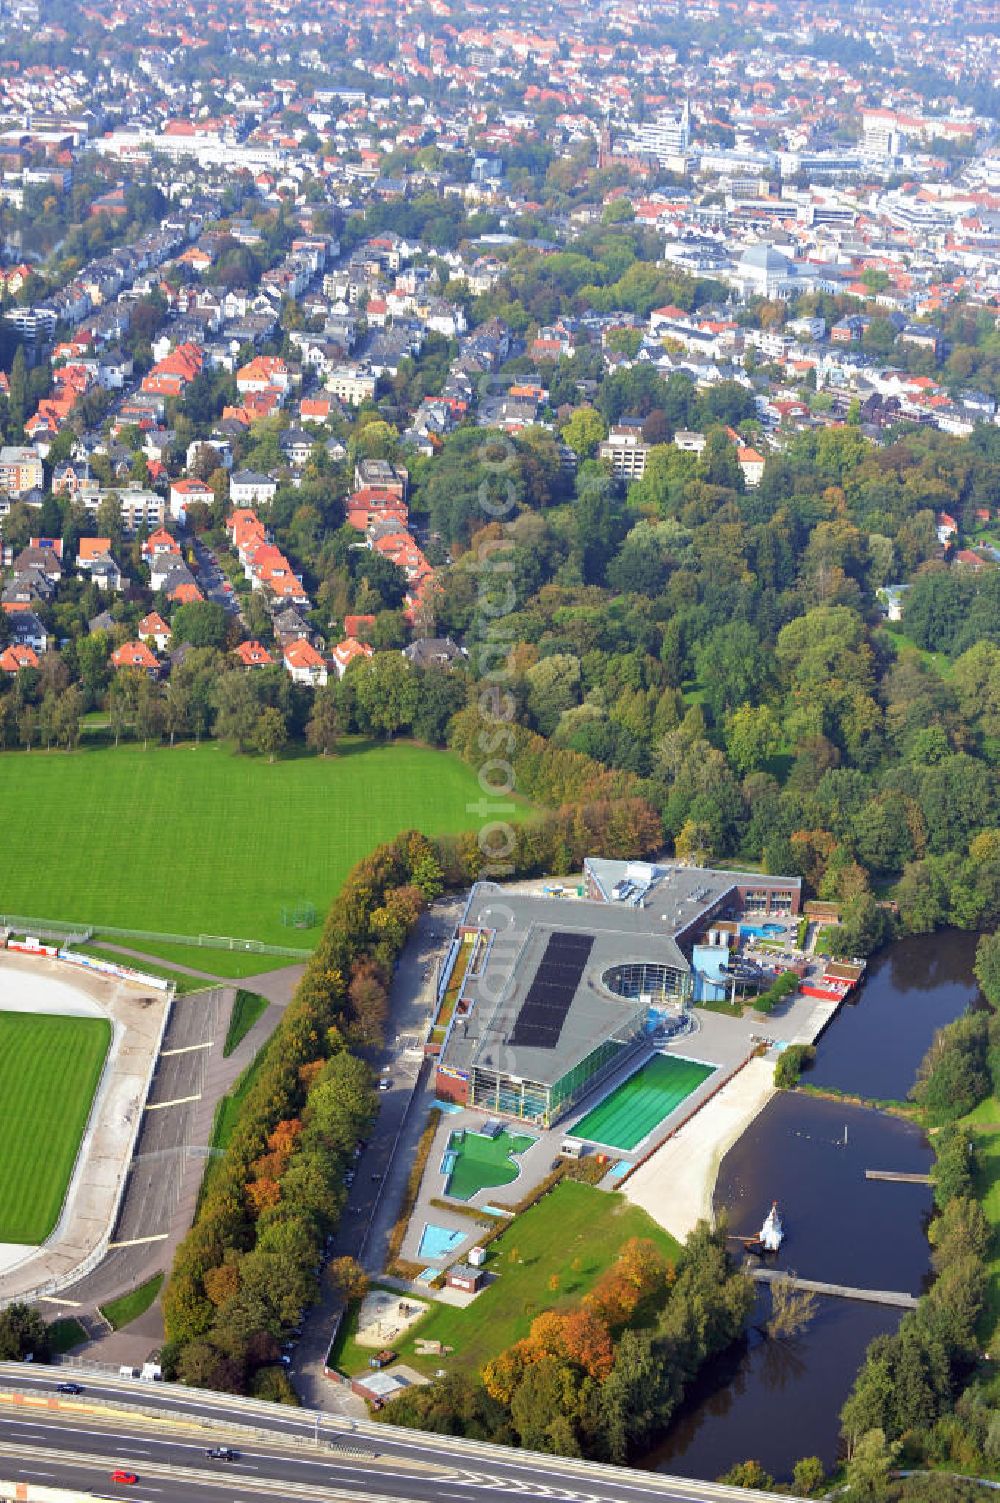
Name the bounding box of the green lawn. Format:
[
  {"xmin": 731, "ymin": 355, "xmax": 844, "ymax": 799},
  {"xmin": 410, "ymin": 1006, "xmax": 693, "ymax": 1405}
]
[
  {"xmin": 210, "ymin": 1043, "xmax": 273, "ymax": 1154},
  {"xmin": 105, "ymin": 938, "xmax": 280, "ymax": 979},
  {"xmin": 68, "ymin": 943, "xmax": 206, "ymax": 994},
  {"xmin": 223, "ymin": 990, "xmax": 269, "ymax": 1056},
  {"xmin": 0, "ymin": 1013, "xmax": 111, "ymax": 1243},
  {"xmin": 99, "ymin": 1273, "xmax": 164, "ymax": 1330},
  {"xmin": 0, "ymin": 740, "xmax": 517, "ymax": 948},
  {"xmin": 883, "ymin": 626, "xmax": 953, "ymax": 679},
  {"xmin": 353, "ymin": 1182, "xmax": 681, "ymax": 1379}
]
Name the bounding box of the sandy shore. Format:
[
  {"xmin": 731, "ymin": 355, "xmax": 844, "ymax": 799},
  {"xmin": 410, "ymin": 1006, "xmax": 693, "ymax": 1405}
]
[{"xmin": 621, "ymin": 1058, "xmax": 776, "ymax": 1242}]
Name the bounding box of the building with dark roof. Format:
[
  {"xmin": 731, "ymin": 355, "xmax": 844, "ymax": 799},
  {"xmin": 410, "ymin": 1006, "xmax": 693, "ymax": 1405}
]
[{"xmin": 434, "ymin": 859, "xmax": 800, "ymax": 1127}]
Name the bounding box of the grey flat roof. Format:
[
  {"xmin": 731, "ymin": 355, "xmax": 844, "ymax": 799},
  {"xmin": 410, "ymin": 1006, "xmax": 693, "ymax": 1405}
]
[{"xmin": 443, "ymin": 863, "xmax": 801, "ymax": 1091}]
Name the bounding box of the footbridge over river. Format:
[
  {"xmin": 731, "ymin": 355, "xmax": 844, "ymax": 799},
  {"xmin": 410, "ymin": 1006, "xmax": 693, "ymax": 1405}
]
[{"xmin": 750, "ymin": 1266, "xmax": 919, "ymax": 1310}]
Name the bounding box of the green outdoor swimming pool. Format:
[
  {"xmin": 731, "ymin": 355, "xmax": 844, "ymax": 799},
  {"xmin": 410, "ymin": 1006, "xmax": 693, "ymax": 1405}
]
[
  {"xmin": 571, "ymin": 1054, "xmax": 715, "ymax": 1151},
  {"xmin": 444, "ymin": 1128, "xmax": 535, "ymax": 1201}
]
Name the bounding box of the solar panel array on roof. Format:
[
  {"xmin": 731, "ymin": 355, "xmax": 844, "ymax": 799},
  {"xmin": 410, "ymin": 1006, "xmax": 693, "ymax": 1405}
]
[{"xmin": 509, "ymin": 931, "xmax": 594, "ymax": 1051}]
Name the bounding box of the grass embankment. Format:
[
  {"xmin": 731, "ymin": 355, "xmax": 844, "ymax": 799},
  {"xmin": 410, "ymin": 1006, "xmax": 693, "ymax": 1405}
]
[
  {"xmin": 210, "ymin": 1044, "xmax": 273, "ymax": 1156},
  {"xmin": 0, "ymin": 739, "xmax": 526, "ymax": 949},
  {"xmin": 963, "ymin": 1095, "xmax": 1000, "ymax": 1348},
  {"xmin": 68, "ymin": 942, "xmax": 207, "ymax": 994},
  {"xmin": 100, "ymin": 1274, "xmax": 164, "ymax": 1330},
  {"xmin": 223, "ymin": 990, "xmax": 268, "ymax": 1056},
  {"xmin": 0, "ymin": 1013, "xmax": 111, "ymax": 1243},
  {"xmin": 334, "ymin": 1181, "xmax": 681, "ymax": 1380}
]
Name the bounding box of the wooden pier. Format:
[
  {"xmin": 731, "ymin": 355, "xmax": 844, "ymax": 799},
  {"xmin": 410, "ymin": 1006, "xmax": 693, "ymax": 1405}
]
[
  {"xmin": 750, "ymin": 1267, "xmax": 919, "ymax": 1310},
  {"xmin": 865, "ymin": 1170, "xmax": 932, "ymax": 1185}
]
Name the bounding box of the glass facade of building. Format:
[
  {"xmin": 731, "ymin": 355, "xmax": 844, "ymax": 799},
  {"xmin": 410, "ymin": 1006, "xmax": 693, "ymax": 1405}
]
[
  {"xmin": 602, "ymin": 961, "xmax": 693, "ymax": 1003},
  {"xmin": 467, "ymin": 1007, "xmax": 647, "ymax": 1127}
]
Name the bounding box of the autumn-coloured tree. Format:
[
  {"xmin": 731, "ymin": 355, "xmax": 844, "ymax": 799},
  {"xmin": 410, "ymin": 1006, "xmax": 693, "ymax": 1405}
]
[
  {"xmin": 203, "ymin": 1262, "xmax": 240, "ymax": 1308},
  {"xmin": 246, "ymin": 1179, "xmax": 280, "ymax": 1214},
  {"xmin": 298, "ymin": 1058, "xmax": 325, "ymax": 1091},
  {"xmin": 560, "ymin": 1309, "xmax": 614, "ymax": 1381},
  {"xmin": 348, "ymin": 958, "xmax": 389, "ymax": 1045},
  {"xmin": 616, "ymin": 1237, "xmax": 669, "ymax": 1293},
  {"xmin": 482, "ymin": 1342, "xmax": 530, "ymax": 1406},
  {"xmin": 328, "ymin": 1256, "xmax": 369, "ymax": 1303},
  {"xmin": 789, "ymin": 828, "xmax": 837, "ymax": 891}
]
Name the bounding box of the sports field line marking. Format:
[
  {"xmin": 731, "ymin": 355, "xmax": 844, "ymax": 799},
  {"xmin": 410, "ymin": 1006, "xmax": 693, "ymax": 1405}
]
[
  {"xmin": 107, "ymin": 1233, "xmax": 169, "ymax": 1247},
  {"xmin": 144, "ymin": 1093, "xmax": 201, "ymax": 1111},
  {"xmin": 160, "ymin": 1042, "xmax": 214, "ymax": 1056}
]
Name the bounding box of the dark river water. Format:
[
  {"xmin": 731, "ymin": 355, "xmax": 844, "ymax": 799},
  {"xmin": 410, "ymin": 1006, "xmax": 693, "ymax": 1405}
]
[
  {"xmin": 650, "ymin": 929, "xmax": 981, "ymax": 1484},
  {"xmin": 803, "ymin": 929, "xmax": 984, "ymax": 1101},
  {"xmin": 647, "ymin": 1291, "xmax": 900, "ymax": 1483}
]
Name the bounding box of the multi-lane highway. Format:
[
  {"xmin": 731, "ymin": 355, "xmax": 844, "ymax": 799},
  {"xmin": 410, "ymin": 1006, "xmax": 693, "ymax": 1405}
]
[{"xmin": 0, "ymin": 1363, "xmax": 800, "ymax": 1503}]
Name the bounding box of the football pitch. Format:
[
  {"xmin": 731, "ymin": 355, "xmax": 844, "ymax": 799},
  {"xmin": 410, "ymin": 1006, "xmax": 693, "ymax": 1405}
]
[
  {"xmin": 0, "ymin": 1012, "xmax": 112, "ymax": 1243},
  {"xmin": 572, "ymin": 1054, "xmax": 716, "ymax": 1151},
  {"xmin": 0, "ymin": 740, "xmax": 519, "ymax": 949}
]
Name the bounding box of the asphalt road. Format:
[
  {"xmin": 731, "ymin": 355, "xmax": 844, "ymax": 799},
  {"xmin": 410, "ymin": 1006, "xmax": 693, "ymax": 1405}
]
[{"xmin": 0, "ymin": 1366, "xmax": 798, "ymax": 1503}]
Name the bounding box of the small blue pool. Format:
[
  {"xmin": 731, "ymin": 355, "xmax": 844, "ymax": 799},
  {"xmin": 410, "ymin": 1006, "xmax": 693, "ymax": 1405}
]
[
  {"xmin": 740, "ymin": 922, "xmax": 785, "ymax": 939},
  {"xmin": 418, "ymin": 1223, "xmax": 466, "ymax": 1259}
]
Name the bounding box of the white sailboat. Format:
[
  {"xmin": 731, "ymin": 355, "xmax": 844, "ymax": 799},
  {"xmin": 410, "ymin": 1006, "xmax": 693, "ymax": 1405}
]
[{"xmin": 760, "ymin": 1201, "xmax": 784, "ymax": 1252}]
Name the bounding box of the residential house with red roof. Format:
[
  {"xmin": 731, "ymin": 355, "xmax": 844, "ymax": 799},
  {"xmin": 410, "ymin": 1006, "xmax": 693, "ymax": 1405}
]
[
  {"xmin": 168, "ymin": 579, "xmax": 204, "ymax": 605},
  {"xmin": 234, "ymin": 640, "xmax": 273, "ymax": 669},
  {"xmin": 0, "ymin": 644, "xmax": 38, "ymax": 673},
  {"xmin": 343, "ymin": 614, "xmax": 376, "ymax": 640},
  {"xmin": 283, "ymin": 638, "xmax": 328, "ymax": 686},
  {"xmin": 112, "ymin": 640, "xmax": 160, "ymax": 673},
  {"xmin": 169, "ymin": 477, "xmax": 214, "ymax": 525},
  {"xmin": 138, "ymin": 611, "xmax": 171, "ymax": 654},
  {"xmin": 331, "ymin": 637, "xmax": 373, "ymax": 679}
]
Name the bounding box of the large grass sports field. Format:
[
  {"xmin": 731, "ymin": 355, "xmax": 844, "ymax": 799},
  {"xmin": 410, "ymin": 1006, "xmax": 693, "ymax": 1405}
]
[
  {"xmin": 0, "ymin": 740, "xmax": 522, "ymax": 950},
  {"xmin": 571, "ymin": 1053, "xmax": 716, "ymax": 1150},
  {"xmin": 0, "ymin": 1012, "xmax": 111, "ymax": 1243}
]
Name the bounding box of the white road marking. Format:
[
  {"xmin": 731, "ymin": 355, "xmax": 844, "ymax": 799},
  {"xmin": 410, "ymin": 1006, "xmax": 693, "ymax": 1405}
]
[
  {"xmin": 161, "ymin": 1042, "xmax": 214, "ymax": 1056},
  {"xmin": 107, "ymin": 1232, "xmax": 169, "ymax": 1247},
  {"xmin": 145, "ymin": 1093, "xmax": 202, "ymax": 1110}
]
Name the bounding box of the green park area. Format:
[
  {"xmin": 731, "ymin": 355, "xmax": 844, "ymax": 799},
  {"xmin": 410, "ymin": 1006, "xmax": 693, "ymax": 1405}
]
[
  {"xmin": 0, "ymin": 740, "xmax": 519, "ymax": 958},
  {"xmin": 0, "ymin": 1012, "xmax": 111, "ymax": 1243},
  {"xmin": 330, "ymin": 1181, "xmax": 681, "ymax": 1379}
]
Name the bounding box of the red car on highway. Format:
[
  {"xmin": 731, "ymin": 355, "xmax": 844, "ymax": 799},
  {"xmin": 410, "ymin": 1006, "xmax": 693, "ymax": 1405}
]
[{"xmin": 110, "ymin": 1471, "xmax": 137, "ymax": 1486}]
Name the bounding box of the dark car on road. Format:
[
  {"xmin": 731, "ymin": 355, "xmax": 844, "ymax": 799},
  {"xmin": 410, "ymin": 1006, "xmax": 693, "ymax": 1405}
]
[
  {"xmin": 206, "ymin": 1445, "xmax": 237, "ymax": 1460},
  {"xmin": 56, "ymin": 1381, "xmax": 82, "ymax": 1395}
]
